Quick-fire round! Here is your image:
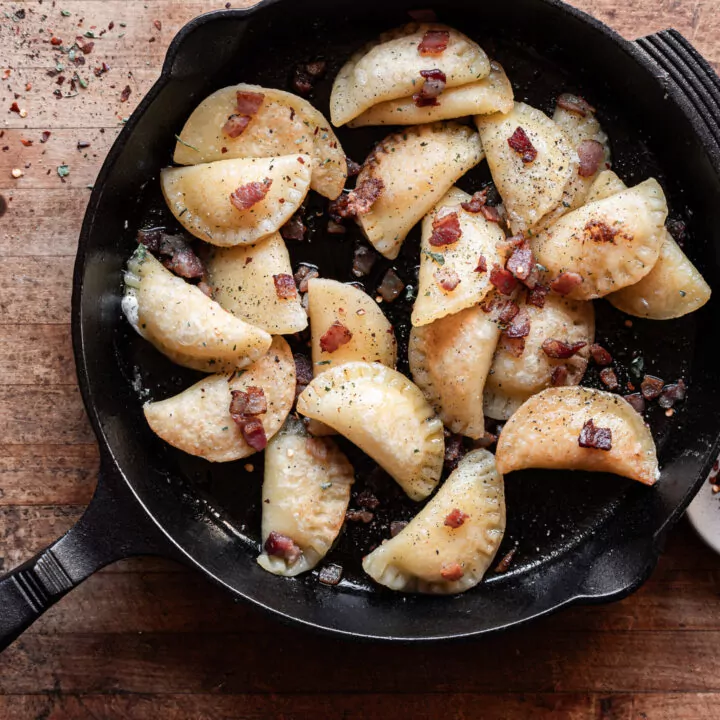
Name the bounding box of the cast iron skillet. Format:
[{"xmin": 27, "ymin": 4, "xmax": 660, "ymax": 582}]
[{"xmin": 2, "ymin": 0, "xmax": 720, "ymax": 650}]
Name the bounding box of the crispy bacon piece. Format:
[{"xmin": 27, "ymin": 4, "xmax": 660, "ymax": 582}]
[
  {"xmin": 429, "ymin": 211, "xmax": 461, "ymax": 246},
  {"xmin": 475, "ymin": 255, "xmax": 487, "ymax": 273},
  {"xmin": 320, "ymin": 321, "xmax": 353, "ymax": 353},
  {"xmin": 479, "ymin": 205, "xmax": 502, "ymax": 223},
  {"xmin": 460, "ymin": 189, "xmax": 489, "ymax": 213},
  {"xmin": 230, "ymin": 178, "xmax": 272, "ymax": 212},
  {"xmin": 293, "ymin": 263, "xmax": 319, "ymax": 293},
  {"xmin": 494, "ymin": 546, "xmax": 517, "ymax": 574},
  {"xmin": 390, "ymin": 520, "xmax": 408, "ymax": 537},
  {"xmin": 578, "ymin": 139, "xmax": 605, "ymax": 178},
  {"xmin": 556, "ymin": 93, "xmax": 595, "ymax": 117},
  {"xmin": 578, "ymin": 419, "xmax": 612, "ymax": 451},
  {"xmin": 330, "ymin": 178, "xmax": 385, "ymax": 220},
  {"xmin": 504, "ymin": 308, "xmax": 530, "ymax": 338},
  {"xmin": 527, "ymin": 284, "xmax": 549, "ymax": 308},
  {"xmin": 541, "ymin": 339, "xmax": 587, "ymax": 359},
  {"xmin": 551, "ymin": 365, "xmax": 569, "ymax": 386},
  {"xmin": 625, "ymin": 393, "xmax": 646, "ymax": 414},
  {"xmin": 352, "ymin": 245, "xmax": 377, "ymax": 277},
  {"xmin": 599, "ymin": 367, "xmax": 619, "ymax": 390},
  {"xmin": 550, "ymin": 272, "xmax": 583, "ymax": 295},
  {"xmin": 223, "ymin": 114, "xmax": 252, "ymax": 138},
  {"xmin": 444, "ymin": 432, "xmax": 465, "ymax": 472},
  {"xmin": 162, "ymin": 246, "xmax": 205, "ymax": 279},
  {"xmin": 497, "ymin": 299, "xmax": 519, "ymax": 324},
  {"xmin": 294, "ymin": 353, "xmax": 313, "ymax": 399},
  {"xmin": 377, "ymin": 268, "xmax": 405, "ymax": 302},
  {"xmin": 490, "ymin": 264, "xmax": 518, "ymax": 295},
  {"xmin": 264, "ymin": 531, "xmax": 301, "ymax": 563},
  {"xmin": 356, "ymin": 490, "xmax": 380, "ymax": 510},
  {"xmin": 418, "ymin": 29, "xmax": 449, "ymax": 56},
  {"xmin": 346, "ymin": 509, "xmax": 374, "ymax": 523},
  {"xmin": 139, "ymin": 231, "xmax": 205, "ymax": 280},
  {"xmin": 346, "ymin": 156, "xmax": 362, "ymax": 177},
  {"xmin": 413, "ymin": 68, "xmax": 446, "ymax": 107},
  {"xmin": 230, "ymin": 387, "xmax": 267, "ymax": 417},
  {"xmin": 507, "ymin": 126, "xmax": 537, "ymax": 163},
  {"xmin": 500, "ymin": 335, "xmax": 525, "ymax": 358},
  {"xmin": 590, "ymin": 344, "xmax": 613, "ymax": 366},
  {"xmin": 666, "ymin": 218, "xmax": 687, "ymax": 246},
  {"xmin": 280, "ymin": 212, "xmax": 306, "ymax": 242},
  {"xmin": 434, "ymin": 267, "xmax": 461, "ymax": 292},
  {"xmin": 440, "ymin": 563, "xmax": 464, "ymax": 581},
  {"xmin": 640, "ymin": 374, "xmax": 665, "ymax": 400},
  {"xmin": 238, "ymin": 416, "xmax": 268, "ymax": 451},
  {"xmin": 506, "ymin": 242, "xmax": 536, "ymax": 283},
  {"xmin": 271, "ymin": 273, "xmax": 297, "ymax": 300},
  {"xmin": 585, "ymin": 219, "xmax": 618, "ymax": 243},
  {"xmin": 444, "ymin": 508, "xmax": 469, "ymax": 528},
  {"xmin": 658, "ymin": 379, "xmax": 686, "ymax": 409},
  {"xmin": 318, "ymin": 564, "xmax": 343, "ymax": 586},
  {"xmin": 292, "ymin": 61, "xmax": 326, "ymax": 96},
  {"xmin": 120, "ymin": 85, "xmax": 132, "ymax": 102},
  {"xmin": 235, "ymin": 90, "xmax": 265, "ymax": 115}
]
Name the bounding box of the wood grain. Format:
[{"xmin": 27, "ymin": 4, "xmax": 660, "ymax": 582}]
[{"xmin": 1, "ymin": 0, "xmax": 720, "ymax": 717}]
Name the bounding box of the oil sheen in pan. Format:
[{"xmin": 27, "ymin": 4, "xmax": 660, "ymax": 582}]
[{"xmin": 115, "ymin": 26, "xmax": 696, "ymax": 594}]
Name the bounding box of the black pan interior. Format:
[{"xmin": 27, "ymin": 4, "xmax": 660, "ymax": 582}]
[{"xmin": 76, "ymin": 0, "xmax": 720, "ymax": 639}]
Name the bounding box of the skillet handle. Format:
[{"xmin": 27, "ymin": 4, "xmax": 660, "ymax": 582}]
[
  {"xmin": 635, "ymin": 29, "xmax": 720, "ymax": 153},
  {"xmin": 0, "ymin": 461, "xmax": 172, "ymax": 652}
]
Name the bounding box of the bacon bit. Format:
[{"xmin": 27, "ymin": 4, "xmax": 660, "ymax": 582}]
[
  {"xmin": 658, "ymin": 379, "xmax": 686, "ymax": 409},
  {"xmin": 318, "ymin": 564, "xmax": 343, "ymax": 586},
  {"xmin": 50, "ymin": 37, "xmax": 63, "ymax": 46},
  {"xmin": 590, "ymin": 344, "xmax": 613, "ymax": 366},
  {"xmin": 120, "ymin": 85, "xmax": 131, "ymax": 102},
  {"xmin": 475, "ymin": 255, "xmax": 487, "ymax": 273},
  {"xmin": 599, "ymin": 367, "xmax": 619, "ymax": 390},
  {"xmin": 162, "ymin": 245, "xmax": 204, "ymax": 279},
  {"xmin": 197, "ymin": 281, "xmax": 213, "ymax": 298},
  {"xmin": 497, "ymin": 299, "xmax": 519, "ymax": 324},
  {"xmin": 390, "ymin": 521, "xmax": 408, "ymax": 537},
  {"xmin": 236, "ymin": 90, "xmax": 265, "ymax": 116},
  {"xmin": 356, "ymin": 490, "xmax": 380, "ymax": 510},
  {"xmin": 272, "ymin": 273, "xmax": 297, "ymax": 300},
  {"xmin": 352, "ymin": 245, "xmax": 377, "ymax": 277},
  {"xmin": 494, "ymin": 546, "xmax": 517, "ymax": 573},
  {"xmin": 20, "ymin": 139, "xmax": 32, "ymax": 147},
  {"xmin": 490, "ymin": 264, "xmax": 518, "ymax": 296},
  {"xmin": 306, "ymin": 437, "xmax": 330, "ymax": 462},
  {"xmin": 346, "ymin": 509, "xmax": 374, "ymax": 524},
  {"xmin": 264, "ymin": 531, "xmax": 301, "ymax": 564},
  {"xmin": 578, "ymin": 419, "xmax": 612, "ymax": 451},
  {"xmin": 501, "ymin": 335, "xmax": 526, "ymax": 357},
  {"xmin": 238, "ymin": 416, "xmax": 267, "ymax": 451},
  {"xmin": 551, "ymin": 365, "xmax": 569, "ymax": 386},
  {"xmin": 418, "ymin": 29, "xmax": 450, "ymax": 56},
  {"xmin": 292, "ymin": 60, "xmax": 327, "ymax": 95},
  {"xmin": 230, "ymin": 178, "xmax": 272, "ymax": 211},
  {"xmin": 585, "ymin": 219, "xmax": 618, "ymax": 243},
  {"xmin": 377, "ymin": 268, "xmax": 405, "ymax": 302},
  {"xmin": 479, "ymin": 205, "xmax": 502, "ymax": 223},
  {"xmin": 294, "ymin": 354, "xmax": 313, "ymax": 400},
  {"xmin": 346, "ymin": 156, "xmax": 361, "ymax": 177},
  {"xmin": 222, "ymin": 114, "xmax": 252, "ymax": 138},
  {"xmin": 153, "ymin": 19, "xmax": 162, "ymax": 31},
  {"xmin": 504, "ymin": 308, "xmax": 530, "ymax": 338},
  {"xmin": 444, "ymin": 432, "xmax": 465, "ymax": 472},
  {"xmin": 557, "ymin": 93, "xmax": 595, "ymax": 117},
  {"xmin": 413, "ymin": 68, "xmax": 446, "ymax": 107},
  {"xmin": 230, "ymin": 386, "xmax": 268, "ymax": 417},
  {"xmin": 9, "ymin": 102, "xmax": 20, "ymax": 114},
  {"xmin": 527, "ymin": 284, "xmax": 549, "ymax": 308},
  {"xmin": 429, "ymin": 211, "xmax": 461, "ymax": 246},
  {"xmin": 542, "ymin": 339, "xmax": 587, "ymax": 359},
  {"xmin": 550, "ymin": 272, "xmax": 583, "ymax": 295},
  {"xmin": 349, "ymin": 177, "xmax": 384, "ymax": 216},
  {"xmin": 444, "ymin": 508, "xmax": 469, "ymax": 529},
  {"xmin": 507, "ymin": 126, "xmax": 537, "ymax": 163},
  {"xmin": 320, "ymin": 321, "xmax": 353, "ymax": 353},
  {"xmin": 578, "ymin": 139, "xmax": 605, "ymax": 177},
  {"xmin": 666, "ymin": 218, "xmax": 687, "ymax": 246},
  {"xmin": 294, "ymin": 263, "xmax": 319, "ymax": 293},
  {"xmin": 625, "ymin": 393, "xmax": 646, "ymax": 414},
  {"xmin": 640, "ymin": 374, "xmax": 665, "ymax": 400},
  {"xmin": 280, "ymin": 212, "xmax": 306, "ymax": 242},
  {"xmin": 75, "ymin": 36, "xmax": 94, "ymax": 54},
  {"xmin": 440, "ymin": 563, "xmax": 464, "ymax": 581},
  {"xmin": 435, "ymin": 267, "xmax": 461, "ymax": 292},
  {"xmin": 461, "ymin": 189, "xmax": 489, "ymax": 213},
  {"xmin": 506, "ymin": 242, "xmax": 536, "ymax": 283}
]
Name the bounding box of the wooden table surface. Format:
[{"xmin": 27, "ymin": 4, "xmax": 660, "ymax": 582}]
[{"xmin": 2, "ymin": 1, "xmax": 720, "ymax": 717}]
